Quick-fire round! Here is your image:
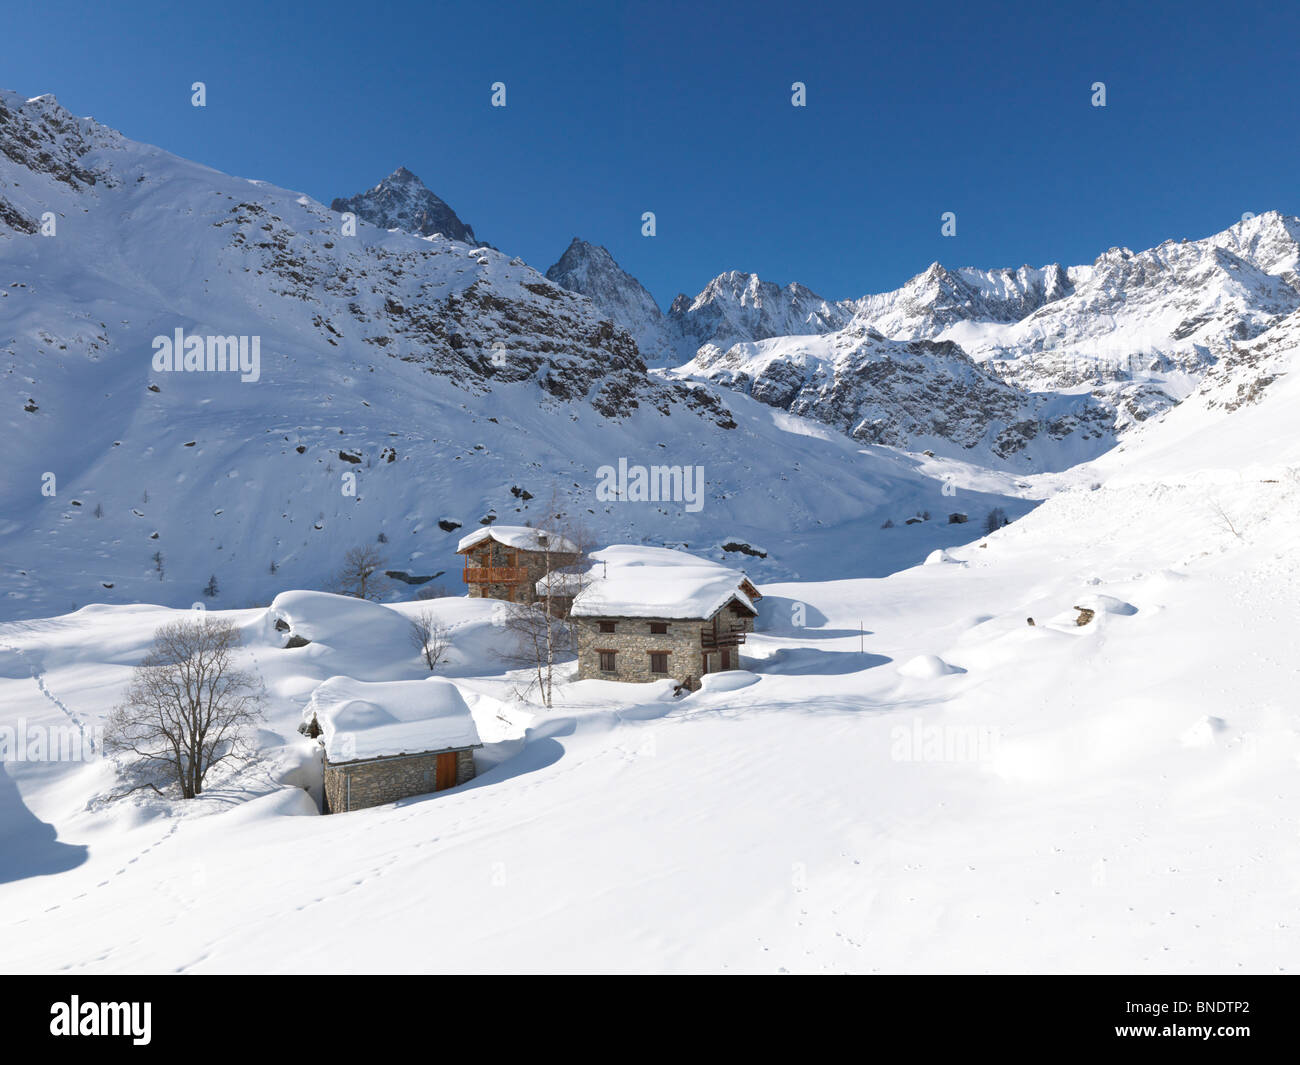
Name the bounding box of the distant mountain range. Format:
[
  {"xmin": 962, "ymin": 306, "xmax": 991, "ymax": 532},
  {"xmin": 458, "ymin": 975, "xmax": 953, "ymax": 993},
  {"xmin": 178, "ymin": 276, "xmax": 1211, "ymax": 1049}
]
[{"xmin": 537, "ymin": 215, "xmax": 1300, "ymax": 468}]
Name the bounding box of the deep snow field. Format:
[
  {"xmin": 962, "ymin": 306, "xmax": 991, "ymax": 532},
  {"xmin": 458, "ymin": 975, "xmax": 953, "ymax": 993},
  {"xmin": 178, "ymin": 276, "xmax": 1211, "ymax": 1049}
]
[{"xmin": 3, "ymin": 357, "xmax": 1298, "ymax": 973}]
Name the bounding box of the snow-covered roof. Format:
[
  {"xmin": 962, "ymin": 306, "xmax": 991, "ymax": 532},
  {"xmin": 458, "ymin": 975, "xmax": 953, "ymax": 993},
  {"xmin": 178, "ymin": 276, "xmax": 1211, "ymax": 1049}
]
[
  {"xmin": 306, "ymin": 676, "xmax": 481, "ymax": 763},
  {"xmin": 456, "ymin": 525, "xmax": 578, "ymax": 555},
  {"xmin": 269, "ymin": 590, "xmax": 410, "ymax": 647},
  {"xmin": 564, "ymin": 545, "xmax": 758, "ymax": 620}
]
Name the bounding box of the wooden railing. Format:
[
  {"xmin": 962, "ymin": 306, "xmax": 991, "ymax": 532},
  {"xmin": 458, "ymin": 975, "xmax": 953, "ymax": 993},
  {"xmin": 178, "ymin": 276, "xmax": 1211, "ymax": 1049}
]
[
  {"xmin": 463, "ymin": 566, "xmax": 528, "ymax": 584},
  {"xmin": 700, "ymin": 629, "xmax": 747, "ymax": 649}
]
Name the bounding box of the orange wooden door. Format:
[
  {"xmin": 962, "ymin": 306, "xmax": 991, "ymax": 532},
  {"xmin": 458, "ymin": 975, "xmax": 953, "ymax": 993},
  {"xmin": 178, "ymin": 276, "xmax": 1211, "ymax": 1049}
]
[{"xmin": 435, "ymin": 751, "xmax": 458, "ymax": 791}]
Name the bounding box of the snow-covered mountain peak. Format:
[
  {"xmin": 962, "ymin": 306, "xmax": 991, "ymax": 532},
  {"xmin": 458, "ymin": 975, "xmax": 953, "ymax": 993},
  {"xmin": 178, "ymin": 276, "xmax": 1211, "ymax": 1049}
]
[
  {"xmin": 546, "ymin": 238, "xmax": 639, "ymax": 297},
  {"xmin": 667, "ymin": 270, "xmax": 856, "ymax": 357},
  {"xmin": 1208, "ymin": 210, "xmax": 1300, "ymax": 278},
  {"xmin": 330, "ymin": 166, "xmax": 478, "ymax": 244},
  {"xmin": 543, "ymin": 238, "xmax": 677, "ymax": 364}
]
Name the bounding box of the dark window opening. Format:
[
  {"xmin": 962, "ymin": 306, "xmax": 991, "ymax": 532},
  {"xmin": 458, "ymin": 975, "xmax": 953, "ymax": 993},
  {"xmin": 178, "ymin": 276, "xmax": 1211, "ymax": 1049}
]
[
  {"xmin": 650, "ymin": 622, "xmax": 668, "ymax": 635},
  {"xmin": 599, "ymin": 651, "xmax": 617, "ymax": 672},
  {"xmin": 649, "ymin": 652, "xmax": 669, "ymax": 674}
]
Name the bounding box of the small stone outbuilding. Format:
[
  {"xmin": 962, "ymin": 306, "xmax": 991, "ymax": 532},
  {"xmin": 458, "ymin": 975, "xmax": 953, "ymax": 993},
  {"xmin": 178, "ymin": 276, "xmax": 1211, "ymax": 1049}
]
[{"xmin": 305, "ymin": 675, "xmax": 482, "ymax": 814}]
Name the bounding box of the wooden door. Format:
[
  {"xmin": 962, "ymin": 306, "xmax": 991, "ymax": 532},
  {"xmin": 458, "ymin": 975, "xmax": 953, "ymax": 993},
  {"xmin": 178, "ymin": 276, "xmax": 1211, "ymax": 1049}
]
[
  {"xmin": 435, "ymin": 751, "xmax": 458, "ymax": 791},
  {"xmin": 720, "ymin": 648, "xmax": 732, "ymax": 671}
]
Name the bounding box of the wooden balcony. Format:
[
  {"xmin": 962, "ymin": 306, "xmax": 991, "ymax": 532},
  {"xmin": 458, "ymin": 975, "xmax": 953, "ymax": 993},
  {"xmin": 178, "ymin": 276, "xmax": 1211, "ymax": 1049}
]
[
  {"xmin": 700, "ymin": 629, "xmax": 747, "ymax": 650},
  {"xmin": 463, "ymin": 566, "xmax": 528, "ymax": 584}
]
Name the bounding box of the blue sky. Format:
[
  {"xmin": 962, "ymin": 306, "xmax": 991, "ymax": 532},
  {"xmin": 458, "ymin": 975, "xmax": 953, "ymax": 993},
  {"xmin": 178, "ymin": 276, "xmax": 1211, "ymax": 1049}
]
[{"xmin": 3, "ymin": 0, "xmax": 1296, "ymax": 306}]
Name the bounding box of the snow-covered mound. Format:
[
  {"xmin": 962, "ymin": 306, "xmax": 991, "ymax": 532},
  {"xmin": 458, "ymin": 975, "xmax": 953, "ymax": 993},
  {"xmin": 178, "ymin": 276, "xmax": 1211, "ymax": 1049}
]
[
  {"xmin": 923, "ymin": 548, "xmax": 963, "ymax": 566},
  {"xmin": 696, "ymin": 669, "xmax": 759, "ymax": 693},
  {"xmin": 263, "ymin": 591, "xmax": 420, "ymax": 684},
  {"xmin": 897, "ymin": 653, "xmax": 961, "ymax": 678}
]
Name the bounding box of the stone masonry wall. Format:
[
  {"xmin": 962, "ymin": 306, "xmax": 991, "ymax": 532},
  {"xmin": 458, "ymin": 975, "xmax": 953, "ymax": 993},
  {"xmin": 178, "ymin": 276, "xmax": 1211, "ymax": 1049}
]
[
  {"xmin": 324, "ymin": 747, "xmax": 477, "ymax": 813},
  {"xmin": 576, "ymin": 615, "xmax": 705, "ymax": 690}
]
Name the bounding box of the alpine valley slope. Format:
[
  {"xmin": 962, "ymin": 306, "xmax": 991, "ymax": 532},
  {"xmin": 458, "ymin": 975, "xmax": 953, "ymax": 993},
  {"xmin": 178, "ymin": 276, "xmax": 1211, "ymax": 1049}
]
[
  {"xmin": 0, "ymin": 91, "xmax": 1017, "ymax": 621},
  {"xmin": 1, "ymin": 301, "xmax": 1296, "ymax": 974}
]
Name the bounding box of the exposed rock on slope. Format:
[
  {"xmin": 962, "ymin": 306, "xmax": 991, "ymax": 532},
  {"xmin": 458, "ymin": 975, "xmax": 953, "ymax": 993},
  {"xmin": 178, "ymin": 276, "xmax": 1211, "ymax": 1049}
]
[{"xmin": 683, "ymin": 325, "xmax": 1112, "ymax": 469}]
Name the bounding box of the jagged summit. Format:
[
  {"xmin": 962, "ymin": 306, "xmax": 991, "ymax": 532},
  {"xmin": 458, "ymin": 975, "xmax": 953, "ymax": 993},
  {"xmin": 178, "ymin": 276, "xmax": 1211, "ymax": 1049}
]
[
  {"xmin": 667, "ymin": 270, "xmax": 856, "ymax": 356},
  {"xmin": 544, "ymin": 238, "xmax": 677, "ymax": 364},
  {"xmin": 330, "ymin": 166, "xmax": 478, "ymax": 244}
]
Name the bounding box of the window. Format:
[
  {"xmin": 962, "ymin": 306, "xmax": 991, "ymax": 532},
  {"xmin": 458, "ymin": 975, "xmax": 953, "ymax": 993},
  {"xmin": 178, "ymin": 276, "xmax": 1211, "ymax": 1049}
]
[
  {"xmin": 598, "ymin": 620, "xmax": 617, "ymax": 634},
  {"xmin": 649, "ymin": 622, "xmax": 668, "ymax": 635},
  {"xmin": 599, "ymin": 651, "xmax": 617, "ymax": 672},
  {"xmin": 649, "ymin": 652, "xmax": 669, "ymax": 675}
]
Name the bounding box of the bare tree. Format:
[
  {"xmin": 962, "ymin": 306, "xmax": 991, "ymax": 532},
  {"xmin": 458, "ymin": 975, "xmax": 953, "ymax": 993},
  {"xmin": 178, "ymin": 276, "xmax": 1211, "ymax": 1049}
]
[
  {"xmin": 105, "ymin": 618, "xmax": 265, "ymax": 799},
  {"xmin": 500, "ymin": 487, "xmax": 596, "ymax": 708},
  {"xmin": 1207, "ymin": 496, "xmax": 1242, "ymax": 539},
  {"xmin": 409, "ymin": 609, "xmax": 452, "ymax": 672},
  {"xmin": 334, "ymin": 544, "xmax": 391, "ymax": 600}
]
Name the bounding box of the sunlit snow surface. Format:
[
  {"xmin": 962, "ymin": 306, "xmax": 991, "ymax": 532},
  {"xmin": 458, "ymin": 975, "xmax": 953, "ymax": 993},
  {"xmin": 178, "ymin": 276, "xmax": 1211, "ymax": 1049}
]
[{"xmin": 3, "ymin": 342, "xmax": 1299, "ymax": 972}]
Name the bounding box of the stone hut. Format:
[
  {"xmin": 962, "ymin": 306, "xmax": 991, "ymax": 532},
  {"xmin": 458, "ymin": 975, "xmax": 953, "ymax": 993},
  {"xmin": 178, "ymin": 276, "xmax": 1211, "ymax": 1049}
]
[
  {"xmin": 456, "ymin": 525, "xmax": 580, "ymax": 604},
  {"xmin": 564, "ymin": 545, "xmax": 761, "ymax": 691},
  {"xmin": 305, "ymin": 675, "xmax": 482, "ymax": 814}
]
